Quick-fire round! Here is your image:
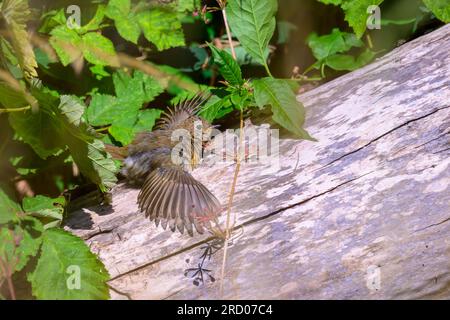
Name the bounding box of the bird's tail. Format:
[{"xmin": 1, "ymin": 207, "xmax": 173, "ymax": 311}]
[
  {"xmin": 137, "ymin": 167, "xmax": 221, "ymax": 236},
  {"xmin": 104, "ymin": 144, "xmax": 127, "ymax": 160}
]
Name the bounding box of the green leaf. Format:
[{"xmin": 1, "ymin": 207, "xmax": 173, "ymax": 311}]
[
  {"xmin": 423, "ymin": 0, "xmax": 450, "ymax": 22},
  {"xmin": 227, "ymin": 0, "xmax": 277, "ymax": 67},
  {"xmin": 86, "ymin": 70, "xmax": 163, "ymax": 131},
  {"xmin": 133, "ymin": 109, "xmax": 163, "ymax": 133},
  {"xmin": 137, "ymin": 9, "xmax": 185, "ymax": 51},
  {"xmin": 80, "ymin": 5, "xmax": 107, "ymax": 33},
  {"xmin": 316, "ymin": 0, "xmax": 385, "ymax": 37},
  {"xmin": 113, "ymin": 70, "xmax": 163, "ymax": 104},
  {"xmin": 9, "ymin": 109, "xmax": 64, "ymax": 159},
  {"xmin": 86, "ymin": 94, "xmax": 120, "ymax": 126},
  {"xmin": 0, "ymin": 187, "xmax": 21, "ymax": 224},
  {"xmin": 28, "ymin": 228, "xmax": 110, "ymax": 300},
  {"xmin": 115, "ymin": 16, "xmax": 141, "ymax": 44},
  {"xmin": 325, "ymin": 49, "xmax": 375, "ymax": 71},
  {"xmin": 81, "ymin": 32, "xmax": 119, "ymax": 67},
  {"xmin": 208, "ymin": 44, "xmax": 243, "ymax": 86},
  {"xmin": 307, "ymin": 28, "xmax": 363, "ymax": 61},
  {"xmin": 90, "ymin": 64, "xmax": 110, "ymax": 80},
  {"xmin": 39, "ymin": 9, "xmax": 67, "ymax": 33},
  {"xmin": 109, "ymin": 113, "xmax": 139, "ymax": 145},
  {"xmin": 22, "ymin": 195, "xmax": 65, "ymax": 228},
  {"xmin": 199, "ymin": 95, "xmax": 233, "ymax": 122},
  {"xmin": 69, "ymin": 138, "xmax": 118, "ymax": 191},
  {"xmin": 0, "ymin": 217, "xmax": 44, "ymax": 272},
  {"xmin": 56, "ymin": 96, "xmax": 118, "ymax": 190},
  {"xmin": 106, "ymin": 0, "xmax": 141, "ymax": 44},
  {"xmin": 341, "ymin": 0, "xmax": 384, "ymax": 38},
  {"xmin": 253, "ymin": 78, "xmax": 314, "ymax": 140},
  {"xmin": 49, "ymin": 26, "xmax": 83, "ymax": 66}
]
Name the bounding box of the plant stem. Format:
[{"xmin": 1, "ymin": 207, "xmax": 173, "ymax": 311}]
[
  {"xmin": 221, "ymin": 8, "xmax": 237, "ymax": 60},
  {"xmin": 219, "ymin": 107, "xmax": 244, "ymax": 296},
  {"xmin": 264, "ymin": 63, "xmax": 274, "ymax": 78},
  {"xmin": 0, "ymin": 258, "xmax": 16, "ymax": 300},
  {"xmin": 0, "ymin": 106, "xmax": 31, "ymax": 113}
]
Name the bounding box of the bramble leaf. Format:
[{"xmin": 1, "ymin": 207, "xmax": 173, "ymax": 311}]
[
  {"xmin": 0, "ymin": 187, "xmax": 21, "ymax": 224},
  {"xmin": 28, "ymin": 228, "xmax": 110, "ymax": 300},
  {"xmin": 0, "ymin": 216, "xmax": 44, "ymax": 272},
  {"xmin": 423, "ymin": 0, "xmax": 450, "ymax": 22},
  {"xmin": 253, "ymin": 78, "xmax": 314, "ymax": 140},
  {"xmin": 81, "ymin": 32, "xmax": 119, "ymax": 67},
  {"xmin": 137, "ymin": 9, "xmax": 185, "ymax": 51}
]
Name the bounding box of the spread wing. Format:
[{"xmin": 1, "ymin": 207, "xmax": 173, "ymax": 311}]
[
  {"xmin": 137, "ymin": 166, "xmax": 221, "ymax": 236},
  {"xmin": 155, "ymin": 91, "xmax": 211, "ymax": 130}
]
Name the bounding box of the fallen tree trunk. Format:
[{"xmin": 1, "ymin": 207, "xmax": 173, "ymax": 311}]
[{"xmin": 65, "ymin": 24, "xmax": 450, "ymax": 300}]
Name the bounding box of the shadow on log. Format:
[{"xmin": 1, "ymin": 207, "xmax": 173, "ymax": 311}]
[{"xmin": 65, "ymin": 24, "xmax": 450, "ymax": 299}]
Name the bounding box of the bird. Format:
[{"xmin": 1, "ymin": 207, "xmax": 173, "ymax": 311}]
[{"xmin": 105, "ymin": 92, "xmax": 222, "ymax": 236}]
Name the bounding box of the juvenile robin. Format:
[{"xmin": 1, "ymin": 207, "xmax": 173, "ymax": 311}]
[{"xmin": 106, "ymin": 92, "xmax": 221, "ymax": 236}]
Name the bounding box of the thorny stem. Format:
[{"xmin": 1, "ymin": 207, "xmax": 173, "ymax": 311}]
[
  {"xmin": 217, "ymin": 0, "xmax": 245, "ymax": 296},
  {"xmin": 221, "ymin": 8, "xmax": 237, "ymax": 60},
  {"xmin": 219, "ymin": 107, "xmax": 244, "ymax": 296},
  {"xmin": 0, "ymin": 257, "xmax": 16, "ymax": 300}
]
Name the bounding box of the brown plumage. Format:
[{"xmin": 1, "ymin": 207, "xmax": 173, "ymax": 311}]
[{"xmin": 106, "ymin": 92, "xmax": 221, "ymax": 236}]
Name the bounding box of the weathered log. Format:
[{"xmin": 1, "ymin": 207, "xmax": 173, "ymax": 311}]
[{"xmin": 65, "ymin": 24, "xmax": 450, "ymax": 300}]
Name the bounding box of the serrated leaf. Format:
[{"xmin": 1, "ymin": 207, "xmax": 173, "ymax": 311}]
[
  {"xmin": 227, "ymin": 0, "xmax": 277, "ymax": 66},
  {"xmin": 208, "ymin": 44, "xmax": 243, "ymax": 86},
  {"xmin": 28, "ymin": 228, "xmax": 110, "ymax": 300},
  {"xmin": 341, "ymin": 0, "xmax": 384, "ymax": 38},
  {"xmin": 0, "ymin": 187, "xmax": 21, "ymax": 224},
  {"xmin": 81, "ymin": 32, "xmax": 119, "ymax": 67},
  {"xmin": 109, "ymin": 115, "xmax": 138, "ymax": 145},
  {"xmin": 86, "ymin": 94, "xmax": 120, "ymax": 126},
  {"xmin": 22, "ymin": 195, "xmax": 65, "ymax": 227},
  {"xmin": 423, "ymin": 0, "xmax": 450, "ymax": 22},
  {"xmin": 106, "ymin": 0, "xmax": 141, "ymax": 44},
  {"xmin": 325, "ymin": 49, "xmax": 375, "ymax": 71},
  {"xmin": 9, "ymin": 109, "xmax": 64, "ymax": 159},
  {"xmin": 0, "ymin": 216, "xmax": 43, "ymax": 272},
  {"xmin": 115, "ymin": 16, "xmax": 141, "ymax": 44},
  {"xmin": 49, "ymin": 26, "xmax": 83, "ymax": 66},
  {"xmin": 90, "ymin": 64, "xmax": 110, "ymax": 80},
  {"xmin": 79, "ymin": 5, "xmax": 106, "ymax": 33},
  {"xmin": 113, "ymin": 70, "xmax": 163, "ymax": 104},
  {"xmin": 56, "ymin": 96, "xmax": 118, "ymax": 190},
  {"xmin": 199, "ymin": 95, "xmax": 233, "ymax": 122},
  {"xmin": 253, "ymin": 78, "xmax": 314, "ymax": 140},
  {"xmin": 137, "ymin": 9, "xmax": 185, "ymax": 51},
  {"xmin": 133, "ymin": 109, "xmax": 163, "ymax": 133},
  {"xmin": 68, "ymin": 138, "xmax": 118, "ymax": 190},
  {"xmin": 307, "ymin": 28, "xmax": 363, "ymax": 61},
  {"xmin": 39, "ymin": 9, "xmax": 67, "ymax": 33}
]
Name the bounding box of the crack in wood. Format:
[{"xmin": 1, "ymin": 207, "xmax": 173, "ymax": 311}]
[
  {"xmin": 322, "ymin": 106, "xmax": 450, "ymax": 169},
  {"xmin": 414, "ymin": 217, "xmax": 450, "ymax": 232}
]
